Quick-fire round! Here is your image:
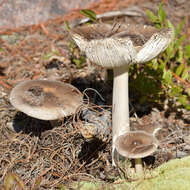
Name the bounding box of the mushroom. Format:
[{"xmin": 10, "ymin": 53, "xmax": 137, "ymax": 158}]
[
  {"xmin": 115, "ymin": 130, "xmax": 158, "ymax": 173},
  {"xmin": 70, "ymin": 23, "xmax": 173, "ymax": 165},
  {"xmin": 10, "ymin": 80, "xmax": 83, "ymax": 121},
  {"xmin": 131, "ymin": 121, "xmax": 162, "ymax": 135}
]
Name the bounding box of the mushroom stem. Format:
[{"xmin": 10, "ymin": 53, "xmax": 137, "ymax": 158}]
[
  {"xmin": 135, "ymin": 158, "xmax": 143, "ymax": 174},
  {"xmin": 112, "ymin": 65, "xmax": 130, "ymax": 165}
]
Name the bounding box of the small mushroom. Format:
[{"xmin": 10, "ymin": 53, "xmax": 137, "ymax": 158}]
[
  {"xmin": 115, "ymin": 130, "xmax": 158, "ymax": 173},
  {"xmin": 131, "ymin": 122, "xmax": 162, "ymax": 135},
  {"xmin": 10, "ymin": 80, "xmax": 83, "ymax": 121},
  {"xmin": 70, "ymin": 23, "xmax": 173, "ymax": 165}
]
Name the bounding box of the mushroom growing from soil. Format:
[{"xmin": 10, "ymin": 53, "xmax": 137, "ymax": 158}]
[
  {"xmin": 115, "ymin": 130, "xmax": 159, "ymax": 173},
  {"xmin": 70, "ymin": 23, "xmax": 173, "ymax": 165},
  {"xmin": 10, "ymin": 80, "xmax": 83, "ymax": 121}
]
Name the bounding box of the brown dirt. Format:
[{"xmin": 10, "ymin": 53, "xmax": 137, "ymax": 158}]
[{"xmin": 0, "ymin": 0, "xmax": 190, "ymax": 189}]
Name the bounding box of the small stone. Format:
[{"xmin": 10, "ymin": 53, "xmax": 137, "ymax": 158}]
[
  {"xmin": 6, "ymin": 121, "xmax": 15, "ymax": 132},
  {"xmin": 184, "ymin": 145, "xmax": 190, "ymax": 151},
  {"xmin": 80, "ymin": 109, "xmax": 111, "ymax": 141},
  {"xmin": 184, "ymin": 135, "xmax": 190, "ymax": 144},
  {"xmin": 176, "ymin": 150, "xmax": 188, "ymax": 158}
]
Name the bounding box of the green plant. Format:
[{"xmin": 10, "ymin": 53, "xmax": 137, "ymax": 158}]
[
  {"xmin": 2, "ymin": 172, "xmax": 25, "ymax": 190},
  {"xmin": 130, "ymin": 2, "xmax": 190, "ymax": 110},
  {"xmin": 67, "ymin": 9, "xmax": 97, "ymax": 68},
  {"xmin": 71, "ymin": 156, "xmax": 190, "ymax": 190},
  {"xmin": 43, "ymin": 48, "xmax": 61, "ymax": 60},
  {"xmin": 1, "ymin": 172, "xmax": 68, "ymax": 190},
  {"xmin": 80, "ymin": 9, "xmax": 97, "ymax": 22},
  {"xmin": 69, "ymin": 40, "xmax": 86, "ymax": 68},
  {"xmin": 146, "ymin": 3, "xmax": 166, "ymax": 29},
  {"xmin": 73, "ymin": 55, "xmax": 86, "ymax": 68},
  {"xmin": 1, "ymin": 172, "xmax": 42, "ymax": 190}
]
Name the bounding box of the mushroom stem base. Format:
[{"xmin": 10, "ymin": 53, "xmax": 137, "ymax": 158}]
[{"xmin": 135, "ymin": 158, "xmax": 143, "ymax": 174}]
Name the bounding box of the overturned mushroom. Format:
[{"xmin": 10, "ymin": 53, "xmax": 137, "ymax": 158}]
[
  {"xmin": 115, "ymin": 130, "xmax": 158, "ymax": 173},
  {"xmin": 10, "ymin": 80, "xmax": 83, "ymax": 121},
  {"xmin": 70, "ymin": 23, "xmax": 173, "ymax": 165}
]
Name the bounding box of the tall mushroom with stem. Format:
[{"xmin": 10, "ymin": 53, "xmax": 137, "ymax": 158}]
[{"xmin": 70, "ymin": 23, "xmax": 173, "ymax": 165}]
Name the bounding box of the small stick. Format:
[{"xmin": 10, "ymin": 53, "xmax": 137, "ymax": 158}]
[
  {"xmin": 172, "ymin": 71, "xmax": 190, "ymax": 87},
  {"xmin": 40, "ymin": 23, "xmax": 49, "ymax": 35},
  {"xmin": 0, "ymin": 80, "xmax": 12, "ymax": 89},
  {"xmin": 71, "ymin": 8, "xmax": 145, "ymax": 27}
]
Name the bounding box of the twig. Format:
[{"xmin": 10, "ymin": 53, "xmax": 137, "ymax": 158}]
[
  {"xmin": 71, "ymin": 7, "xmax": 145, "ymax": 27},
  {"xmin": 40, "ymin": 23, "xmax": 49, "ymax": 35},
  {"xmin": 172, "ymin": 71, "xmax": 190, "ymax": 87},
  {"xmin": 0, "ymin": 80, "xmax": 12, "ymax": 89}
]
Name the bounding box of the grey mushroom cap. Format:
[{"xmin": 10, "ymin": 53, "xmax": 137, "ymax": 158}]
[
  {"xmin": 71, "ymin": 23, "xmax": 173, "ymax": 68},
  {"xmin": 10, "ymin": 80, "xmax": 83, "ymax": 120},
  {"xmin": 115, "ymin": 131, "xmax": 158, "ymax": 159}
]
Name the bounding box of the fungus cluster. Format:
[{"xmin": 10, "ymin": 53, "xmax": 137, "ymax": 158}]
[
  {"xmin": 9, "ymin": 21, "xmax": 173, "ymax": 173},
  {"xmin": 70, "ymin": 23, "xmax": 173, "ymax": 166}
]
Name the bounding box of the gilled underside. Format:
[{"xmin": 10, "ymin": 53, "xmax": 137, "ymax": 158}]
[
  {"xmin": 71, "ymin": 23, "xmax": 163, "ymax": 45},
  {"xmin": 71, "ymin": 23, "xmax": 173, "ymax": 68}
]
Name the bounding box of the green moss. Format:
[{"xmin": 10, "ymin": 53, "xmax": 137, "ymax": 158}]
[
  {"xmin": 137, "ymin": 168, "xmax": 190, "ymax": 190},
  {"xmin": 71, "ymin": 156, "xmax": 190, "ymax": 190}
]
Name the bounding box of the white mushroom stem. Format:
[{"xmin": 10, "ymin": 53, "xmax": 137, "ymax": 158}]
[
  {"xmin": 112, "ymin": 66, "xmax": 144, "ymax": 173},
  {"xmin": 112, "ymin": 65, "xmax": 130, "ymax": 165},
  {"xmin": 135, "ymin": 158, "xmax": 143, "ymax": 174}
]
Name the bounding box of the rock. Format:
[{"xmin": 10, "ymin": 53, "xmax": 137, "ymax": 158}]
[
  {"xmin": 184, "ymin": 145, "xmax": 190, "ymax": 151},
  {"xmin": 176, "ymin": 150, "xmax": 189, "ymax": 158},
  {"xmin": 80, "ymin": 108, "xmax": 111, "ymax": 141}
]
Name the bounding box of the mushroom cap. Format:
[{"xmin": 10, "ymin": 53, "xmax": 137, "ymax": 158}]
[
  {"xmin": 130, "ymin": 122, "xmax": 161, "ymax": 135},
  {"xmin": 115, "ymin": 131, "xmax": 158, "ymax": 159},
  {"xmin": 10, "ymin": 80, "xmax": 83, "ymax": 120},
  {"xmin": 71, "ymin": 23, "xmax": 173, "ymax": 68}
]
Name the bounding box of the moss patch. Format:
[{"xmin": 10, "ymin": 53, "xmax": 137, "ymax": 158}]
[{"xmin": 71, "ymin": 156, "xmax": 190, "ymax": 190}]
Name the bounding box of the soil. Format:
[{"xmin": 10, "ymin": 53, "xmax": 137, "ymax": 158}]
[{"xmin": 0, "ymin": 0, "xmax": 190, "ymax": 189}]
